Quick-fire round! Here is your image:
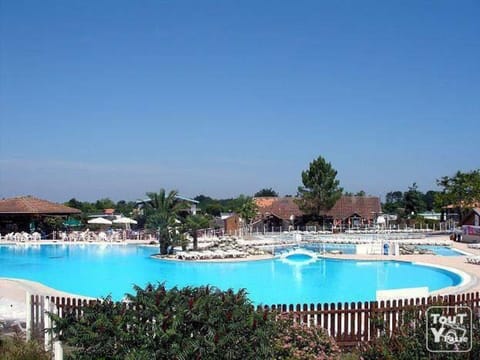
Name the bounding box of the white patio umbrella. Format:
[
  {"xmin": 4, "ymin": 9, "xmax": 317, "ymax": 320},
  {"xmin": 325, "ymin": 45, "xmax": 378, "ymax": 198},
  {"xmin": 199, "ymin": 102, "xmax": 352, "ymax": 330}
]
[
  {"xmin": 113, "ymin": 217, "xmax": 138, "ymax": 230},
  {"xmin": 113, "ymin": 217, "xmax": 138, "ymax": 225},
  {"xmin": 87, "ymin": 217, "xmax": 113, "ymax": 225}
]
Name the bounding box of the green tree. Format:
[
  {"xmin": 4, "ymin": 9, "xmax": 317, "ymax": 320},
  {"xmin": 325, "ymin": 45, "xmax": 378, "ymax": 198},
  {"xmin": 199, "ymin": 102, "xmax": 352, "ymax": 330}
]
[
  {"xmin": 115, "ymin": 200, "xmax": 135, "ymax": 217},
  {"xmin": 423, "ymin": 190, "xmax": 439, "ymax": 211},
  {"xmin": 345, "ymin": 190, "xmax": 366, "ymax": 196},
  {"xmin": 64, "ymin": 198, "xmax": 95, "ymax": 216},
  {"xmin": 236, "ymin": 196, "xmax": 258, "ymax": 231},
  {"xmin": 205, "ymin": 203, "xmax": 224, "ymax": 217},
  {"xmin": 144, "ymin": 189, "xmax": 186, "ymax": 255},
  {"xmin": 94, "ymin": 198, "xmax": 116, "ymax": 212},
  {"xmin": 296, "ymin": 156, "xmax": 343, "ymax": 222},
  {"xmin": 383, "ymin": 190, "xmax": 405, "ymax": 215},
  {"xmin": 40, "ymin": 216, "xmax": 66, "ymax": 234},
  {"xmin": 64, "ymin": 198, "xmax": 83, "ymax": 211},
  {"xmin": 403, "ymin": 183, "xmax": 426, "ymax": 217},
  {"xmin": 385, "ymin": 191, "xmax": 403, "ymax": 204},
  {"xmin": 184, "ymin": 214, "xmax": 210, "ymax": 250},
  {"xmin": 194, "ymin": 195, "xmax": 226, "ymax": 216},
  {"xmin": 254, "ymin": 188, "xmax": 278, "ymax": 197},
  {"xmin": 171, "ymin": 231, "xmax": 189, "ymax": 251},
  {"xmin": 436, "ymin": 169, "xmax": 480, "ymax": 220}
]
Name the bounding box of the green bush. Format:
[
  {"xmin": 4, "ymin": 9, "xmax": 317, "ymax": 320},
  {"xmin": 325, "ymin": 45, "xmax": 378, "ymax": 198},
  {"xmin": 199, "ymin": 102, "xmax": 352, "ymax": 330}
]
[
  {"xmin": 0, "ymin": 336, "xmax": 50, "ymax": 360},
  {"xmin": 51, "ymin": 283, "xmax": 278, "ymax": 359},
  {"xmin": 273, "ymin": 313, "xmax": 341, "ymax": 359},
  {"xmin": 356, "ymin": 308, "xmax": 480, "ymax": 360}
]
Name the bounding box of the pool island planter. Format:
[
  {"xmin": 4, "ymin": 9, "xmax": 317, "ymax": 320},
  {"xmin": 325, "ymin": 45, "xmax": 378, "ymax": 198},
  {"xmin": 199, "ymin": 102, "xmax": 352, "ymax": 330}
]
[{"xmin": 28, "ymin": 291, "xmax": 480, "ymax": 350}]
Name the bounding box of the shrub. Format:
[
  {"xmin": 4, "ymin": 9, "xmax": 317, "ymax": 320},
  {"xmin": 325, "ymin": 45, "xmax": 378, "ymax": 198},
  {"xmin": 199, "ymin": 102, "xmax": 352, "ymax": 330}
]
[
  {"xmin": 50, "ymin": 283, "xmax": 277, "ymax": 359},
  {"xmin": 0, "ymin": 336, "xmax": 50, "ymax": 360},
  {"xmin": 357, "ymin": 308, "xmax": 480, "ymax": 360},
  {"xmin": 273, "ymin": 314, "xmax": 341, "ymax": 360}
]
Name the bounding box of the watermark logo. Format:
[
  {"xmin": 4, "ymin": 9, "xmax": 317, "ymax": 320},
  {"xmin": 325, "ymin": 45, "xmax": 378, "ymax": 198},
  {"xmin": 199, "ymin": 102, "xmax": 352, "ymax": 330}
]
[{"xmin": 426, "ymin": 306, "xmax": 472, "ymax": 353}]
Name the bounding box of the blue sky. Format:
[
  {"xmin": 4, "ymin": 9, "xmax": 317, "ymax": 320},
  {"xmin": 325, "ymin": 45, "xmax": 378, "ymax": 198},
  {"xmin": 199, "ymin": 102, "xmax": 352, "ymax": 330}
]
[{"xmin": 1, "ymin": 0, "xmax": 479, "ymax": 202}]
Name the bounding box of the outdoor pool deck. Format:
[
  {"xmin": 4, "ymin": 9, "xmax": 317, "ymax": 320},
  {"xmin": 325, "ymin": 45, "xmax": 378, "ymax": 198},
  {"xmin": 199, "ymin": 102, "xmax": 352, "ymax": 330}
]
[
  {"xmin": 321, "ymin": 240, "xmax": 480, "ymax": 296},
  {"xmin": 1, "ymin": 235, "xmax": 479, "ymax": 326}
]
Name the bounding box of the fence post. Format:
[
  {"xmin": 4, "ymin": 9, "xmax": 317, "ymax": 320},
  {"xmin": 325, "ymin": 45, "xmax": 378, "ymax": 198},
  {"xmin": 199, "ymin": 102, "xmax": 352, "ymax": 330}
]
[
  {"xmin": 25, "ymin": 292, "xmax": 31, "ymax": 341},
  {"xmin": 44, "ymin": 297, "xmax": 52, "ymax": 351},
  {"xmin": 369, "ymin": 301, "xmax": 377, "ymax": 341},
  {"xmin": 54, "ymin": 340, "xmax": 64, "ymax": 360}
]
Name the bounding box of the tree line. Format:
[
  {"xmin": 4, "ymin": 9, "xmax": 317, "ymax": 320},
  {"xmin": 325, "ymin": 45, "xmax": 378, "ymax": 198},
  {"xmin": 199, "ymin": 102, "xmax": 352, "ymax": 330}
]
[
  {"xmin": 383, "ymin": 184, "xmax": 438, "ymax": 217},
  {"xmin": 63, "ymin": 163, "xmax": 479, "ymax": 224},
  {"xmin": 61, "ymin": 157, "xmax": 479, "ymax": 255},
  {"xmin": 383, "ymin": 169, "xmax": 480, "ymax": 220}
]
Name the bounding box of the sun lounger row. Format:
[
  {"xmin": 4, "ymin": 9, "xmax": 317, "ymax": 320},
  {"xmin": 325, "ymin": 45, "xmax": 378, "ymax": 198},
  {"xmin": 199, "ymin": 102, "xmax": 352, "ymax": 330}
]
[
  {"xmin": 0, "ymin": 231, "xmax": 130, "ymax": 243},
  {"xmin": 292, "ymin": 233, "xmax": 428, "ymax": 242},
  {"xmin": 302, "ymin": 238, "xmax": 451, "ymax": 246},
  {"xmin": 466, "ymin": 256, "xmax": 480, "ymax": 264},
  {"xmin": 467, "ymin": 243, "xmax": 480, "ymax": 249},
  {"xmin": 175, "ymin": 249, "xmax": 247, "ymax": 260},
  {"xmin": 1, "ymin": 232, "xmax": 42, "ymax": 242}
]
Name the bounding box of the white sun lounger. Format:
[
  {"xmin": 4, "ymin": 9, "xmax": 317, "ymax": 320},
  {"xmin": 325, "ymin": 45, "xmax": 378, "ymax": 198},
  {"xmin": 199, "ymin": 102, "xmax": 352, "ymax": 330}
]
[
  {"xmin": 466, "ymin": 256, "xmax": 480, "ymax": 264},
  {"xmin": 176, "ymin": 251, "xmax": 200, "ymax": 260}
]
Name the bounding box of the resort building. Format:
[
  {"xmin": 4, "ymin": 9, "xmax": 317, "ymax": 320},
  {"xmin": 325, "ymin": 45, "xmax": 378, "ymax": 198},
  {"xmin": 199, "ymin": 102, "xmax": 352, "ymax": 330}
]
[
  {"xmin": 417, "ymin": 211, "xmax": 442, "ymax": 221},
  {"xmin": 462, "ymin": 208, "xmax": 480, "ymax": 227},
  {"xmin": 251, "ymin": 197, "xmax": 303, "ymax": 232},
  {"xmin": 86, "ymin": 208, "xmax": 118, "ymax": 221},
  {"xmin": 326, "ymin": 196, "xmax": 382, "ymax": 228},
  {"xmin": 461, "ymin": 208, "xmax": 480, "ymax": 243},
  {"xmin": 0, "ymin": 196, "xmax": 81, "ymax": 234},
  {"xmin": 220, "ymin": 212, "xmax": 241, "ymax": 235},
  {"xmin": 252, "ymin": 195, "xmax": 382, "ymax": 232},
  {"xmin": 441, "ymin": 201, "xmax": 480, "ymax": 224}
]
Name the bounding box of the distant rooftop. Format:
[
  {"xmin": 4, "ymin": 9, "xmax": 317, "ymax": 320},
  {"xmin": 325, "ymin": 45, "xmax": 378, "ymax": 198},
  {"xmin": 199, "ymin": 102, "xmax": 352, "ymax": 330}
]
[
  {"xmin": 0, "ymin": 196, "xmax": 81, "ymax": 215},
  {"xmin": 254, "ymin": 195, "xmax": 382, "ymax": 221}
]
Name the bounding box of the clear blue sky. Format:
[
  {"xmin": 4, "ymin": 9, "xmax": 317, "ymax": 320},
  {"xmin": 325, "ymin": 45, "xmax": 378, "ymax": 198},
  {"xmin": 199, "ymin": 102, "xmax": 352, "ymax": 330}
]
[{"xmin": 1, "ymin": 0, "xmax": 479, "ymax": 202}]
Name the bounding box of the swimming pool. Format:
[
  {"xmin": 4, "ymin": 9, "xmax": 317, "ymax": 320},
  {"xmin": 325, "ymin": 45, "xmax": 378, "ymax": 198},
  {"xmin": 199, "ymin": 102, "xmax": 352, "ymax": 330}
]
[
  {"xmin": 0, "ymin": 244, "xmax": 463, "ymax": 304},
  {"xmin": 418, "ymin": 245, "xmax": 466, "ymax": 256},
  {"xmin": 274, "ymin": 243, "xmax": 356, "ymax": 255}
]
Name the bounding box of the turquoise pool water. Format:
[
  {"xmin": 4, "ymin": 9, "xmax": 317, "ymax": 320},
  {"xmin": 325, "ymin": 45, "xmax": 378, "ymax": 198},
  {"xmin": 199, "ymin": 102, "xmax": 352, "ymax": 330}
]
[
  {"xmin": 418, "ymin": 245, "xmax": 465, "ymax": 256},
  {"xmin": 0, "ymin": 244, "xmax": 462, "ymax": 304},
  {"xmin": 274, "ymin": 243, "xmax": 356, "ymax": 255}
]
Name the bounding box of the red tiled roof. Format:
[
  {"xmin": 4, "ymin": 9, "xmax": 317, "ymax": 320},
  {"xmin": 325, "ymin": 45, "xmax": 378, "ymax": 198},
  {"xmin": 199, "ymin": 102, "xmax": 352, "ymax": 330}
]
[
  {"xmin": 254, "ymin": 197, "xmax": 303, "ymax": 220},
  {"xmin": 444, "ymin": 202, "xmax": 480, "ymax": 209},
  {"xmin": 254, "ymin": 196, "xmax": 382, "ymax": 221},
  {"xmin": 325, "ymin": 196, "xmax": 382, "ymax": 220},
  {"xmin": 0, "ymin": 196, "xmax": 81, "ymax": 215}
]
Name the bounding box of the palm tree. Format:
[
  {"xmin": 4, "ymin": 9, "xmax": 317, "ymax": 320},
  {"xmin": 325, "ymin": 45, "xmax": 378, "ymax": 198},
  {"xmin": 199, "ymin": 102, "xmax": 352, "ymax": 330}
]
[
  {"xmin": 184, "ymin": 214, "xmax": 210, "ymax": 250},
  {"xmin": 144, "ymin": 189, "xmax": 186, "ymax": 255}
]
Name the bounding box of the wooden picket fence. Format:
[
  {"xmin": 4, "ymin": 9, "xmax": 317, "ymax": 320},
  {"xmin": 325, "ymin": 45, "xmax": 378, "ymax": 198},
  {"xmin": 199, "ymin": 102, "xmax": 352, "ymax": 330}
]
[
  {"xmin": 261, "ymin": 292, "xmax": 480, "ymax": 347},
  {"xmin": 28, "ymin": 291, "xmax": 480, "ymax": 351}
]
